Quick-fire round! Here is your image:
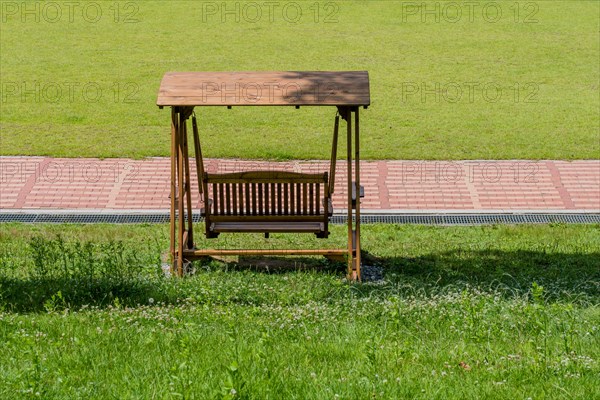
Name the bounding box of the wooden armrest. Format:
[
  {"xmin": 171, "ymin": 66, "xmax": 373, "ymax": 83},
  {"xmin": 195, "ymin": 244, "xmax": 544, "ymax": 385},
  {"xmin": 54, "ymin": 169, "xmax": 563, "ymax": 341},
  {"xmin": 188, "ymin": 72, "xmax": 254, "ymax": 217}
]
[
  {"xmin": 322, "ymin": 198, "xmax": 333, "ymax": 215},
  {"xmin": 200, "ymin": 199, "xmax": 212, "ymax": 216},
  {"xmin": 352, "ymin": 183, "xmax": 365, "ymax": 202}
]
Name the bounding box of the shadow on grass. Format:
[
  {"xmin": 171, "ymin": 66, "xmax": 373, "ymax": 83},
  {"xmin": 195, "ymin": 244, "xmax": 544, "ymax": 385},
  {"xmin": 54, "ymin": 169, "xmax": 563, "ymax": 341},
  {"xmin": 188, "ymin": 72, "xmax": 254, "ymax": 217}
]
[
  {"xmin": 1, "ymin": 249, "xmax": 598, "ymax": 312},
  {"xmin": 209, "ymin": 255, "xmax": 345, "ymax": 274},
  {"xmin": 0, "ymin": 277, "xmax": 160, "ymax": 313},
  {"xmin": 215, "ymin": 249, "xmax": 600, "ymax": 299},
  {"xmin": 375, "ymin": 249, "xmax": 599, "ymax": 286},
  {"xmin": 366, "ymin": 249, "xmax": 598, "ymax": 301},
  {"xmin": 209, "ymin": 249, "xmax": 599, "ymax": 283}
]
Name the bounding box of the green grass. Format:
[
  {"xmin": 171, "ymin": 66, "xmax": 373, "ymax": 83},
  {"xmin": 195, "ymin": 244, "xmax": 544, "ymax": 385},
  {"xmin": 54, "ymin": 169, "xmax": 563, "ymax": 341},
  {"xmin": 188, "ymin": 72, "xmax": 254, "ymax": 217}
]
[
  {"xmin": 1, "ymin": 223, "xmax": 599, "ymax": 398},
  {"xmin": 1, "ymin": 1, "xmax": 598, "ymax": 160}
]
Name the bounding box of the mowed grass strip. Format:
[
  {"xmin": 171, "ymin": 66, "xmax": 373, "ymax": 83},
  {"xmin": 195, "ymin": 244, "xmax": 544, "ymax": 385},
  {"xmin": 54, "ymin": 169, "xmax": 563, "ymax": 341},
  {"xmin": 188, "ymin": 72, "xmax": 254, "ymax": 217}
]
[
  {"xmin": 0, "ymin": 223, "xmax": 598, "ymax": 398},
  {"xmin": 1, "ymin": 1, "xmax": 598, "ymax": 160}
]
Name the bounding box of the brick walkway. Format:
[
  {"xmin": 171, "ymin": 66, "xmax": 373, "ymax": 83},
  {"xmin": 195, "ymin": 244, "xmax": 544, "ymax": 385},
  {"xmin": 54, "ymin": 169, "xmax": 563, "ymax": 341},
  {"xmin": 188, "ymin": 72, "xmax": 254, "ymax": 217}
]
[{"xmin": 1, "ymin": 157, "xmax": 598, "ymax": 211}]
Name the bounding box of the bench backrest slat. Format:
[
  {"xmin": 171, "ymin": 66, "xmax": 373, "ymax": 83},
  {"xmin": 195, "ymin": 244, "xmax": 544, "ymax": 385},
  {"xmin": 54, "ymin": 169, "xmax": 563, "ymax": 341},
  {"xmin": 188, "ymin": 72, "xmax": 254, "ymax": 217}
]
[
  {"xmin": 314, "ymin": 184, "xmax": 318, "ymax": 214},
  {"xmin": 296, "ymin": 183, "xmax": 302, "ymax": 215}
]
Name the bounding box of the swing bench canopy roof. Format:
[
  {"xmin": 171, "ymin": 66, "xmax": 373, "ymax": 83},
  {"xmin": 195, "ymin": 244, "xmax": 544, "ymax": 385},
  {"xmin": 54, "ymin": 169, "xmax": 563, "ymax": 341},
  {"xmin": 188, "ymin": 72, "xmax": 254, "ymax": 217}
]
[{"xmin": 157, "ymin": 71, "xmax": 370, "ymax": 107}]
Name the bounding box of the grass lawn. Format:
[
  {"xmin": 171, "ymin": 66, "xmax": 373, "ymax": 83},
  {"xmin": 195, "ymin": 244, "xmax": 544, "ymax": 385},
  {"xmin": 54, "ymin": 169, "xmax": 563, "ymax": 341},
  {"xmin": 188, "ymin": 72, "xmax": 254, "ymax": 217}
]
[
  {"xmin": 0, "ymin": 223, "xmax": 598, "ymax": 398},
  {"xmin": 1, "ymin": 1, "xmax": 598, "ymax": 160}
]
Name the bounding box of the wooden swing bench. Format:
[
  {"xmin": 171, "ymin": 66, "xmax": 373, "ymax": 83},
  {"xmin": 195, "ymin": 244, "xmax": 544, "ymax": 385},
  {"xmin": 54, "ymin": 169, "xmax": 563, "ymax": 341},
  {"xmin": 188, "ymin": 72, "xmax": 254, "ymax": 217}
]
[
  {"xmin": 202, "ymin": 171, "xmax": 332, "ymax": 238},
  {"xmin": 157, "ymin": 71, "xmax": 370, "ymax": 280}
]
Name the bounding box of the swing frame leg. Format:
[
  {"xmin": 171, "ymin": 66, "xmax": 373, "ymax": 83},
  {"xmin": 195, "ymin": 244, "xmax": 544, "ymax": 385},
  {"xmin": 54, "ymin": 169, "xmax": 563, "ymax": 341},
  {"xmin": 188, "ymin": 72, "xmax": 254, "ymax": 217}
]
[
  {"xmin": 171, "ymin": 106, "xmax": 196, "ymax": 277},
  {"xmin": 169, "ymin": 108, "xmax": 177, "ymax": 275},
  {"xmin": 339, "ymin": 106, "xmax": 361, "ymax": 281}
]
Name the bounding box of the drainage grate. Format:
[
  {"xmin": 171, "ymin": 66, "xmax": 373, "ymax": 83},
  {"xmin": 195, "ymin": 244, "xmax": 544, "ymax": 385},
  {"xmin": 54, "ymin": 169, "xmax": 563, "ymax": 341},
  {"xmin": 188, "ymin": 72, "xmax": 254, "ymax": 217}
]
[
  {"xmin": 1, "ymin": 212, "xmax": 598, "ymax": 225},
  {"xmin": 357, "ymin": 213, "xmax": 600, "ymax": 225}
]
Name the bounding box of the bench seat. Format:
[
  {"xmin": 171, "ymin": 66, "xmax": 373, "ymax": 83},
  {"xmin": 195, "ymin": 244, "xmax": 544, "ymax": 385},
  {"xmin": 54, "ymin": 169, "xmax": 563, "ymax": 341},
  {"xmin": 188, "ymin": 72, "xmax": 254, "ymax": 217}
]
[{"xmin": 210, "ymin": 221, "xmax": 324, "ymax": 233}]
